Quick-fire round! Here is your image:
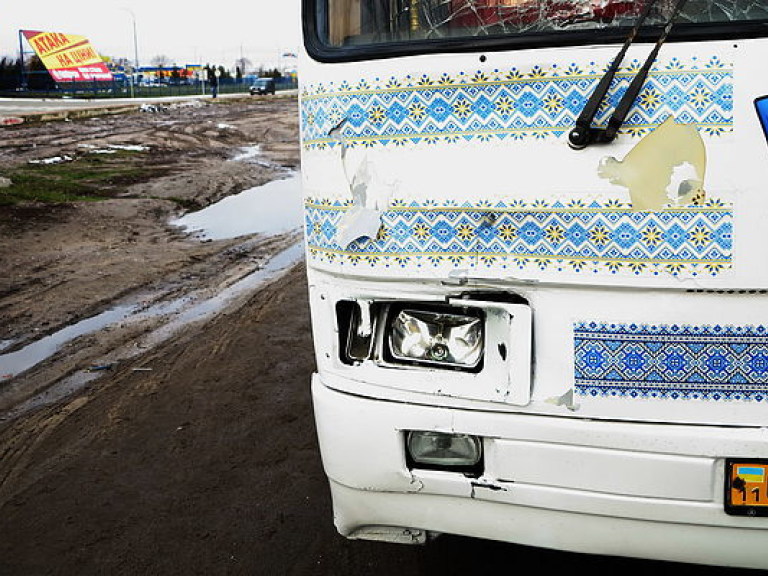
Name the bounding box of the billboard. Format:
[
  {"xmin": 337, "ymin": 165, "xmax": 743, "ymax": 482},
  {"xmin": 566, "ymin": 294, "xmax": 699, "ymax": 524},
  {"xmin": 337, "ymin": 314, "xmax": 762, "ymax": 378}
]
[{"xmin": 22, "ymin": 30, "xmax": 113, "ymax": 82}]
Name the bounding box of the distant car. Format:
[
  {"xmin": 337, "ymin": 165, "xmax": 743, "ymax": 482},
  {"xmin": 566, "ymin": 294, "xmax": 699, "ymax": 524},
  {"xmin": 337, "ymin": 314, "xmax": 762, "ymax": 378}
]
[{"xmin": 249, "ymin": 78, "xmax": 276, "ymax": 95}]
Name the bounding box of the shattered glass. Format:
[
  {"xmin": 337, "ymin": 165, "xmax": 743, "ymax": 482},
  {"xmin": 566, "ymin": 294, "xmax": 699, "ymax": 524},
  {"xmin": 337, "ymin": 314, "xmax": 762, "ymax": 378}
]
[{"xmin": 322, "ymin": 0, "xmax": 768, "ymax": 47}]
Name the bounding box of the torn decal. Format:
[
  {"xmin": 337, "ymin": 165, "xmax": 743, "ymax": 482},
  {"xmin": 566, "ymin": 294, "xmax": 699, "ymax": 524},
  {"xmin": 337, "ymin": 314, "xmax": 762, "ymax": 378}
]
[
  {"xmin": 300, "ymin": 56, "xmax": 733, "ymax": 149},
  {"xmin": 304, "ymin": 197, "xmax": 733, "ymax": 277},
  {"xmin": 599, "ymin": 117, "xmax": 707, "ymax": 211},
  {"xmin": 574, "ymin": 322, "xmax": 768, "ymax": 403}
]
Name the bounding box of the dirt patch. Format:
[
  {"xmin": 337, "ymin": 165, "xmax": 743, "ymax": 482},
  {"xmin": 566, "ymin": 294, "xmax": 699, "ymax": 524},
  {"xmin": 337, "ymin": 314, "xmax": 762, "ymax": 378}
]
[{"xmin": 0, "ymin": 95, "xmax": 300, "ymax": 411}]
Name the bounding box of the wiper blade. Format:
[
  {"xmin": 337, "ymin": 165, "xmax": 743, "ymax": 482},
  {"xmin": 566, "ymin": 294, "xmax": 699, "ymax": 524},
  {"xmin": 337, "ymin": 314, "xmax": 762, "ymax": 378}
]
[
  {"xmin": 568, "ymin": 0, "xmax": 688, "ymax": 150},
  {"xmin": 602, "ymin": 0, "xmax": 688, "ymax": 143}
]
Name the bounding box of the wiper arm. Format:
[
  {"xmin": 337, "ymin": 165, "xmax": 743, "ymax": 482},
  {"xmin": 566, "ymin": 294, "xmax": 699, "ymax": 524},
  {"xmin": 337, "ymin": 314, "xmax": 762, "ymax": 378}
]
[
  {"xmin": 568, "ymin": 0, "xmax": 658, "ymax": 149},
  {"xmin": 568, "ymin": 0, "xmax": 688, "ymax": 150}
]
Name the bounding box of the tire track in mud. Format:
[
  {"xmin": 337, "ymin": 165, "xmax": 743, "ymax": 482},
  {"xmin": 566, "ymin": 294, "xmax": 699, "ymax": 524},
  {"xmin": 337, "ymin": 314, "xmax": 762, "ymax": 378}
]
[
  {"xmin": 0, "ymin": 395, "xmax": 89, "ymax": 510},
  {"xmin": 0, "ymin": 261, "xmax": 305, "ymax": 515}
]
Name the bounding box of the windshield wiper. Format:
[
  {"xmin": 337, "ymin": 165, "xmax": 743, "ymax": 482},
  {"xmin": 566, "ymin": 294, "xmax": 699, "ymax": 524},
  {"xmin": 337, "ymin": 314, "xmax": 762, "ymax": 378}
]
[{"xmin": 568, "ymin": 0, "xmax": 688, "ymax": 150}]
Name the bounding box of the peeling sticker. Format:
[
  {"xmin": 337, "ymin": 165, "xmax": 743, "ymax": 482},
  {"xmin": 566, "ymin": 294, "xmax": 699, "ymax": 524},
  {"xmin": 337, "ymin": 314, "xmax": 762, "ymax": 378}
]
[
  {"xmin": 546, "ymin": 389, "xmax": 581, "ymax": 412},
  {"xmin": 336, "ymin": 161, "xmax": 384, "ymax": 247},
  {"xmin": 599, "ymin": 117, "xmax": 707, "ymax": 211},
  {"xmin": 329, "ymin": 120, "xmax": 389, "ymax": 248}
]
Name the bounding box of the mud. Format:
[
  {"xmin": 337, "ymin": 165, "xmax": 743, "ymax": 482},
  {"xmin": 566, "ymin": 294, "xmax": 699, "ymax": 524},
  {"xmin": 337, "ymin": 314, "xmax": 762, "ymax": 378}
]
[{"xmin": 0, "ymin": 95, "xmax": 300, "ymax": 411}]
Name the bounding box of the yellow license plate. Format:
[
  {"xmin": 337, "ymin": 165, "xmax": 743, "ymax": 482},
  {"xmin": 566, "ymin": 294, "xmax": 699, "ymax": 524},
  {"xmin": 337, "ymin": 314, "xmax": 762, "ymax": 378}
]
[{"xmin": 725, "ymin": 459, "xmax": 768, "ymax": 516}]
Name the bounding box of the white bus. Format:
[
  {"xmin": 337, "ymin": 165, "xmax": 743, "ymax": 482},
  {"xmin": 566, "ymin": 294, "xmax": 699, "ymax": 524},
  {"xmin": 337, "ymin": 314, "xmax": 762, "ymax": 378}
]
[{"xmin": 299, "ymin": 0, "xmax": 768, "ymax": 569}]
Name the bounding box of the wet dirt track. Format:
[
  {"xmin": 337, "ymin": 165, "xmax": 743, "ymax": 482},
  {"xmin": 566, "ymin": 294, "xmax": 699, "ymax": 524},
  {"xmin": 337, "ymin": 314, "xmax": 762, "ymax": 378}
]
[{"xmin": 0, "ymin": 97, "xmax": 760, "ymax": 576}]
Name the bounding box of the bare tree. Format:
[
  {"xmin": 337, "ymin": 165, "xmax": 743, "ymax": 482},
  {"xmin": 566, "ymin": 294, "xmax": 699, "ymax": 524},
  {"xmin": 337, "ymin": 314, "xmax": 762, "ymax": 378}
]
[{"xmin": 151, "ymin": 54, "xmax": 171, "ymax": 68}]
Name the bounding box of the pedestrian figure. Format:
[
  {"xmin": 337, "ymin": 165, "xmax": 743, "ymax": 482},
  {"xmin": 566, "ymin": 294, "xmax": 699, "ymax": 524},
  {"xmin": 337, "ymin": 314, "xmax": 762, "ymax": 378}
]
[{"xmin": 211, "ymin": 73, "xmax": 218, "ymax": 98}]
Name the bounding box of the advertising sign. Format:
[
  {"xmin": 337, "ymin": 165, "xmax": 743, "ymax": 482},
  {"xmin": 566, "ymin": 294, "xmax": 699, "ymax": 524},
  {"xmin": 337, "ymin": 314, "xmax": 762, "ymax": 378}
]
[{"xmin": 22, "ymin": 30, "xmax": 113, "ymax": 82}]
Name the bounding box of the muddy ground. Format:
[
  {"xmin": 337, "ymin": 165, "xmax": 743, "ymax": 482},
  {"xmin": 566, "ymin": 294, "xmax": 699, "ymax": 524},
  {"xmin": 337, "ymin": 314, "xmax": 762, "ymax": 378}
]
[{"xmin": 0, "ymin": 97, "xmax": 755, "ymax": 575}]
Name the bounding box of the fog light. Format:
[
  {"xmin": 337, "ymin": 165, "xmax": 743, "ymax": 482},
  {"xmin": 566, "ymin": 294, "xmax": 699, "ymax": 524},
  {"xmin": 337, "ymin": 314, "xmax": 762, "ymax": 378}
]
[
  {"xmin": 389, "ymin": 308, "xmax": 483, "ymax": 369},
  {"xmin": 406, "ymin": 431, "xmax": 482, "ymax": 468}
]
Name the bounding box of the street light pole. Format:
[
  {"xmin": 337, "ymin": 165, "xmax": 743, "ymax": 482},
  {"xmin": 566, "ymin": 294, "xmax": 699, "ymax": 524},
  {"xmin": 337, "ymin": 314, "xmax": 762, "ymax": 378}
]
[{"xmin": 122, "ymin": 8, "xmax": 140, "ymax": 96}]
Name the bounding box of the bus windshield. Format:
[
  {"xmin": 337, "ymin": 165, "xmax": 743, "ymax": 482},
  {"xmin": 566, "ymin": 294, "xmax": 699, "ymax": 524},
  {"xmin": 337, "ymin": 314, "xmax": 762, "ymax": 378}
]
[{"xmin": 316, "ymin": 0, "xmax": 768, "ymax": 48}]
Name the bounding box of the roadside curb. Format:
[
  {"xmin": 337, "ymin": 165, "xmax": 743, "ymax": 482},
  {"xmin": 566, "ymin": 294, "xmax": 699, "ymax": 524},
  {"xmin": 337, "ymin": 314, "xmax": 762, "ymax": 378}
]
[{"xmin": 1, "ymin": 90, "xmax": 298, "ymax": 125}]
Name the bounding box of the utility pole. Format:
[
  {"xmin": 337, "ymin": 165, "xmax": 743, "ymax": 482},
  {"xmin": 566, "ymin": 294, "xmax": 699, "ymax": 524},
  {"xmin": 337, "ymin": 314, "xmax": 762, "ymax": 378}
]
[
  {"xmin": 18, "ymin": 31, "xmax": 27, "ymax": 91},
  {"xmin": 122, "ymin": 8, "xmax": 140, "ymax": 94}
]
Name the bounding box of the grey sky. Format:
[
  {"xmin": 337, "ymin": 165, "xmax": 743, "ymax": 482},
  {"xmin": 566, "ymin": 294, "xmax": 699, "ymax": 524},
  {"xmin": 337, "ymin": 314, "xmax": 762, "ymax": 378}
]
[{"xmin": 2, "ymin": 1, "xmax": 301, "ymax": 69}]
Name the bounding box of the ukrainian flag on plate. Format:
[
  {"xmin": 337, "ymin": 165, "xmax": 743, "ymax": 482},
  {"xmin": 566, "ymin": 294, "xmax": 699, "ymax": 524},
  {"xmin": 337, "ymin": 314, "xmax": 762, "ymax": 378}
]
[{"xmin": 737, "ymin": 466, "xmax": 766, "ymax": 483}]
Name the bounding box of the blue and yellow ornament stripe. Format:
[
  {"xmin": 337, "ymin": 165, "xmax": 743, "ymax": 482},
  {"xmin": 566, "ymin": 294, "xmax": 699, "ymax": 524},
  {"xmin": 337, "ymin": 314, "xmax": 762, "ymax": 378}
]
[
  {"xmin": 575, "ymin": 322, "xmax": 768, "ymax": 402},
  {"xmin": 304, "ymin": 197, "xmax": 733, "ymax": 277},
  {"xmin": 300, "ymin": 56, "xmax": 733, "ymax": 149}
]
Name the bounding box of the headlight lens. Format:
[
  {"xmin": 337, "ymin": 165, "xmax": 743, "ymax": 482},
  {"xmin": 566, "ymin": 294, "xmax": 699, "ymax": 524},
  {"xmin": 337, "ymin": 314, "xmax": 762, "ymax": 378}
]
[
  {"xmin": 388, "ymin": 307, "xmax": 483, "ymax": 369},
  {"xmin": 407, "ymin": 431, "xmax": 482, "ymax": 468}
]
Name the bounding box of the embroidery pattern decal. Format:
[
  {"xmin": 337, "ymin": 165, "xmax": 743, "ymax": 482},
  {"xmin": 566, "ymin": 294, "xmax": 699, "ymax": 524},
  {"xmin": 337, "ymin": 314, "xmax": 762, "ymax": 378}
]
[
  {"xmin": 304, "ymin": 198, "xmax": 733, "ymax": 277},
  {"xmin": 301, "ymin": 57, "xmax": 733, "ymax": 149},
  {"xmin": 574, "ymin": 323, "xmax": 768, "ymax": 402}
]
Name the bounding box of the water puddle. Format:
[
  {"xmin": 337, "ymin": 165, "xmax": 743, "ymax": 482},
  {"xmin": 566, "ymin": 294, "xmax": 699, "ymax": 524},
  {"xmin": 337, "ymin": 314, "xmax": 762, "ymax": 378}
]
[
  {"xmin": 1, "ymin": 241, "xmax": 304, "ymax": 420},
  {"xmin": 231, "ymin": 145, "xmax": 264, "ymax": 163},
  {"xmin": 172, "ymin": 172, "xmax": 302, "ymax": 240},
  {"xmin": 0, "ymin": 305, "xmax": 136, "ymax": 379}
]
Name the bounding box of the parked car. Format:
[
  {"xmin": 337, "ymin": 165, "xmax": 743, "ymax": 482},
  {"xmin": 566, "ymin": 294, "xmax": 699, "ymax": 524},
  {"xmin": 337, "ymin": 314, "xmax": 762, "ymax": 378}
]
[{"xmin": 249, "ymin": 78, "xmax": 276, "ymax": 95}]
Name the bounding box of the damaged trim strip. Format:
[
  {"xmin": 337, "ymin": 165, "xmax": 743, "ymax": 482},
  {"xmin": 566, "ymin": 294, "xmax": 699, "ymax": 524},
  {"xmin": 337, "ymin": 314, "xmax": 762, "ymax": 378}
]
[{"xmin": 305, "ymin": 197, "xmax": 733, "ymax": 277}]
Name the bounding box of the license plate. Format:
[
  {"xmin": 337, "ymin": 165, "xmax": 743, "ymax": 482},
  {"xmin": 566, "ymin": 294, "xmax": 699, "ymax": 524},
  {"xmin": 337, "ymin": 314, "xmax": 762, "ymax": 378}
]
[{"xmin": 725, "ymin": 459, "xmax": 768, "ymax": 516}]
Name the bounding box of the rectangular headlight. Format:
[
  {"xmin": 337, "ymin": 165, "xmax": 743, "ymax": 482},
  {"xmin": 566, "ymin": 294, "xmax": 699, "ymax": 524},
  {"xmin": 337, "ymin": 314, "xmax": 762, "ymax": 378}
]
[
  {"xmin": 407, "ymin": 431, "xmax": 482, "ymax": 469},
  {"xmin": 387, "ymin": 306, "xmax": 483, "ymax": 369}
]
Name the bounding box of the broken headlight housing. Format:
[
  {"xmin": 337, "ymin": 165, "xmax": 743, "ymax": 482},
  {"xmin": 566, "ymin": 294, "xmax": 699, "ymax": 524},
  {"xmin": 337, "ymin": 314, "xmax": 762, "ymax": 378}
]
[{"xmin": 387, "ymin": 306, "xmax": 483, "ymax": 370}]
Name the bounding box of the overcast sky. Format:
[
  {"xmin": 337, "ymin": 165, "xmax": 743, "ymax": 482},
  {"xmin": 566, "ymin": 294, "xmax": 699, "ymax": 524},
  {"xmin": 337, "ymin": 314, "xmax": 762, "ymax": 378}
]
[{"xmin": 2, "ymin": 1, "xmax": 301, "ymax": 70}]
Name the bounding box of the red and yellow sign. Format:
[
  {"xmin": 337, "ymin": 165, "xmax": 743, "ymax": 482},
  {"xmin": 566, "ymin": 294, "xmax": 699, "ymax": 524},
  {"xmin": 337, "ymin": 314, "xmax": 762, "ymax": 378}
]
[{"xmin": 22, "ymin": 30, "xmax": 113, "ymax": 82}]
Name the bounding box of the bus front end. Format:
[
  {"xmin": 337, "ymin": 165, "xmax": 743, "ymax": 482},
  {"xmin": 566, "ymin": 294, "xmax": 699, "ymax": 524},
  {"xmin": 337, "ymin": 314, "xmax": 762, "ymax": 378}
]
[{"xmin": 299, "ymin": 0, "xmax": 768, "ymax": 569}]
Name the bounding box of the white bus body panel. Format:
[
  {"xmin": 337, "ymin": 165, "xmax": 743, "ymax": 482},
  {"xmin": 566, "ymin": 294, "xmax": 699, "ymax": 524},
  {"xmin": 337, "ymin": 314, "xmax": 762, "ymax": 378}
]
[{"xmin": 300, "ymin": 28, "xmax": 768, "ymax": 568}]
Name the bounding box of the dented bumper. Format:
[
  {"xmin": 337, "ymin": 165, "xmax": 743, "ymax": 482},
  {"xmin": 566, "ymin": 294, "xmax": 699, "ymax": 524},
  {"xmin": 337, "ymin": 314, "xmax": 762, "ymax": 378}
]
[{"xmin": 312, "ymin": 375, "xmax": 768, "ymax": 570}]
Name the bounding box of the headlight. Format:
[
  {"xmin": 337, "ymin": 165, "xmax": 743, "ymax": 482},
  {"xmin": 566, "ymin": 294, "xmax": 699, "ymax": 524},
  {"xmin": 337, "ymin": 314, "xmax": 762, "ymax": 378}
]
[
  {"xmin": 388, "ymin": 307, "xmax": 483, "ymax": 369},
  {"xmin": 406, "ymin": 431, "xmax": 483, "ymax": 470}
]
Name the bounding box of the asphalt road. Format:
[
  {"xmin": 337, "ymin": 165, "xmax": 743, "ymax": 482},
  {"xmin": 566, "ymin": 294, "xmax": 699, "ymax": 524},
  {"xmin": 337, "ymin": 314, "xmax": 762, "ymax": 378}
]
[{"xmin": 0, "ymin": 92, "xmax": 295, "ymax": 118}]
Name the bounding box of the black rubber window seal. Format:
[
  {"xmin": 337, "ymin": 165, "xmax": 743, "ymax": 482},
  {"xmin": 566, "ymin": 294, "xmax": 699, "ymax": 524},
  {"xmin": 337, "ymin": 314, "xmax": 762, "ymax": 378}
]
[{"xmin": 302, "ymin": 0, "xmax": 768, "ymax": 64}]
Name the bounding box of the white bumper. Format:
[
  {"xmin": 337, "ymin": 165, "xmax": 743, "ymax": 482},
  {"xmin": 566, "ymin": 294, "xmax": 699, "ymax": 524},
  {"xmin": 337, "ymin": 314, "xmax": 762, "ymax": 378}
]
[{"xmin": 312, "ymin": 374, "xmax": 768, "ymax": 570}]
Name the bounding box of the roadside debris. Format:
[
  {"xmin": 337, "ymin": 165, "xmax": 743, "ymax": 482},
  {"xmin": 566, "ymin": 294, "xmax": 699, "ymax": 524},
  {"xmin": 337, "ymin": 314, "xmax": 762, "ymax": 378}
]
[
  {"xmin": 0, "ymin": 116, "xmax": 24, "ymax": 126},
  {"xmin": 140, "ymin": 103, "xmax": 168, "ymax": 114},
  {"xmin": 28, "ymin": 155, "xmax": 74, "ymax": 165},
  {"xmin": 87, "ymin": 363, "xmax": 114, "ymax": 372}
]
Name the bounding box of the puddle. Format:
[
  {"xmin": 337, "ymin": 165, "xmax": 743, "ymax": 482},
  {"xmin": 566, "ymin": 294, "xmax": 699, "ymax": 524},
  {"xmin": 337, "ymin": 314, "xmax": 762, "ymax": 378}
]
[
  {"xmin": 0, "ymin": 241, "xmax": 304, "ymax": 420},
  {"xmin": 142, "ymin": 241, "xmax": 304, "ymax": 343},
  {"xmin": 172, "ymin": 172, "xmax": 302, "ymax": 240},
  {"xmin": 232, "ymin": 145, "xmax": 268, "ymax": 164},
  {"xmin": 0, "ymin": 305, "xmax": 136, "ymax": 379}
]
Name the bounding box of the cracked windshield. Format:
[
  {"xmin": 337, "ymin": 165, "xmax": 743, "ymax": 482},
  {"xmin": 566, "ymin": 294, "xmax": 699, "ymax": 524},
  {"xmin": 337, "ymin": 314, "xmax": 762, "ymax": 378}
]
[{"xmin": 322, "ymin": 0, "xmax": 768, "ymax": 46}]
